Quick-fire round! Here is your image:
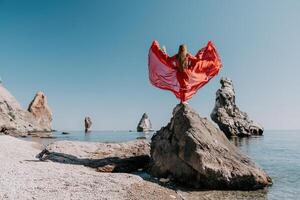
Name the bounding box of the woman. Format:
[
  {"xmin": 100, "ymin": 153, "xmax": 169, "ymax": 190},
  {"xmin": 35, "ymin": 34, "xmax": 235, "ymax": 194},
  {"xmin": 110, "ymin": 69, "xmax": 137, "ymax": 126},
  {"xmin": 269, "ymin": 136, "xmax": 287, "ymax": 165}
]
[{"xmin": 148, "ymin": 40, "xmax": 222, "ymax": 102}]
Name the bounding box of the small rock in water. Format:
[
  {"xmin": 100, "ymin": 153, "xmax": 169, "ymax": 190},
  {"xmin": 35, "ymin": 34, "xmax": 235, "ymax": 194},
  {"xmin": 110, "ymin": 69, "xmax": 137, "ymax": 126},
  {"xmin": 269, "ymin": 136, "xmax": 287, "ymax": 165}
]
[
  {"xmin": 62, "ymin": 132, "xmax": 70, "ymax": 135},
  {"xmin": 211, "ymin": 77, "xmax": 264, "ymax": 138},
  {"xmin": 84, "ymin": 117, "xmax": 92, "ymax": 133}
]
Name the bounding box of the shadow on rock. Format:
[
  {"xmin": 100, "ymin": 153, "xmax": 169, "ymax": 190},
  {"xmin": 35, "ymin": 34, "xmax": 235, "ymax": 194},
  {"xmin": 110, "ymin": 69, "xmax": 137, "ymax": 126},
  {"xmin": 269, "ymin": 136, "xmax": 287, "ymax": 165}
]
[
  {"xmin": 36, "ymin": 140, "xmax": 151, "ymax": 173},
  {"xmin": 37, "ymin": 149, "xmax": 150, "ymax": 173}
]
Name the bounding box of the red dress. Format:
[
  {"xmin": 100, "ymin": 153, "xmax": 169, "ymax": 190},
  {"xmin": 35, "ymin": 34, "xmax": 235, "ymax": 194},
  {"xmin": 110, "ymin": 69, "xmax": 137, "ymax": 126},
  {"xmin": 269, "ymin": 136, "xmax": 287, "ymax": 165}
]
[{"xmin": 148, "ymin": 41, "xmax": 222, "ymax": 102}]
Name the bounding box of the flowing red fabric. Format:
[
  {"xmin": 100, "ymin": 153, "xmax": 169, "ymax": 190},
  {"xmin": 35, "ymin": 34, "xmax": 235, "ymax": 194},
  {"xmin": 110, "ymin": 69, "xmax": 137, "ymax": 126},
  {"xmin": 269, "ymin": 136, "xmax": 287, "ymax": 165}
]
[{"xmin": 148, "ymin": 41, "xmax": 222, "ymax": 102}]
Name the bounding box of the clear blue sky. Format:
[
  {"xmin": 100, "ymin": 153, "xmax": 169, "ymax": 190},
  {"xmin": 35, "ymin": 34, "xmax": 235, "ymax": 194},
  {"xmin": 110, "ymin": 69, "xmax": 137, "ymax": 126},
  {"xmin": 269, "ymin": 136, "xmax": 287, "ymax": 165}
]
[{"xmin": 1, "ymin": 0, "xmax": 300, "ymax": 130}]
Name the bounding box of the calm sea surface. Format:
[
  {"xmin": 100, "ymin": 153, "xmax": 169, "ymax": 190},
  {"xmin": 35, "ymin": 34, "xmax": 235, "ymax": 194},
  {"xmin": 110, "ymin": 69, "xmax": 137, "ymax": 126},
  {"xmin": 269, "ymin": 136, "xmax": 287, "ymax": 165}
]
[{"xmin": 24, "ymin": 130, "xmax": 300, "ymax": 200}]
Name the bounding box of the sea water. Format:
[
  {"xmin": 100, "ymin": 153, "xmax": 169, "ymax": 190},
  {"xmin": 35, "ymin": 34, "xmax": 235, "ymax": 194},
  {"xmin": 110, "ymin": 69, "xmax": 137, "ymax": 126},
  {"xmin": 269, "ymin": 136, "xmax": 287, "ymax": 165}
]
[
  {"xmin": 233, "ymin": 131, "xmax": 300, "ymax": 200},
  {"xmin": 25, "ymin": 130, "xmax": 154, "ymax": 146},
  {"xmin": 24, "ymin": 130, "xmax": 300, "ymax": 200}
]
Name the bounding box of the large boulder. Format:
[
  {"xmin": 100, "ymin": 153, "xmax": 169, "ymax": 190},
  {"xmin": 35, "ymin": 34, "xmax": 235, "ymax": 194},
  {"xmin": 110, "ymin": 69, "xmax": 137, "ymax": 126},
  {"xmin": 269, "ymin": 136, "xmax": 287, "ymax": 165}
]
[
  {"xmin": 37, "ymin": 140, "xmax": 150, "ymax": 173},
  {"xmin": 149, "ymin": 103, "xmax": 272, "ymax": 190},
  {"xmin": 137, "ymin": 113, "xmax": 153, "ymax": 132},
  {"xmin": 211, "ymin": 77, "xmax": 264, "ymax": 137},
  {"xmin": 0, "ymin": 84, "xmax": 52, "ymax": 136}
]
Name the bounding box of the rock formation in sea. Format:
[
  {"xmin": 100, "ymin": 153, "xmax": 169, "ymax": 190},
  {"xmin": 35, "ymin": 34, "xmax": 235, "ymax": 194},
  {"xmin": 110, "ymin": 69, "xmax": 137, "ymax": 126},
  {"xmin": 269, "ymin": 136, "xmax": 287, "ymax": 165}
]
[
  {"xmin": 0, "ymin": 83, "xmax": 52, "ymax": 136},
  {"xmin": 149, "ymin": 103, "xmax": 272, "ymax": 190},
  {"xmin": 211, "ymin": 77, "xmax": 264, "ymax": 138},
  {"xmin": 137, "ymin": 113, "xmax": 152, "ymax": 132},
  {"xmin": 84, "ymin": 117, "xmax": 92, "ymax": 132},
  {"xmin": 37, "ymin": 140, "xmax": 150, "ymax": 173},
  {"xmin": 28, "ymin": 92, "xmax": 52, "ymax": 131}
]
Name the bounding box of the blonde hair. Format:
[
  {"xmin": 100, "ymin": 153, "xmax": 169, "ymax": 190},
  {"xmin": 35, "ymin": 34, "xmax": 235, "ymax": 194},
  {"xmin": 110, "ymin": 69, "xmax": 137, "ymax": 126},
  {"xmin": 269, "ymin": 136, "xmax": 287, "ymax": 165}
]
[{"xmin": 177, "ymin": 44, "xmax": 188, "ymax": 72}]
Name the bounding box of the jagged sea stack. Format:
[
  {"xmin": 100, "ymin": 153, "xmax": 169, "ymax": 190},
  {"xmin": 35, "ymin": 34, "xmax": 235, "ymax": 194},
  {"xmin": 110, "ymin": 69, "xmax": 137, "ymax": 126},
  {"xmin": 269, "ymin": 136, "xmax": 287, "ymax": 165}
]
[
  {"xmin": 0, "ymin": 84, "xmax": 52, "ymax": 136},
  {"xmin": 211, "ymin": 77, "xmax": 264, "ymax": 138},
  {"xmin": 28, "ymin": 92, "xmax": 52, "ymax": 131},
  {"xmin": 84, "ymin": 117, "xmax": 92, "ymax": 133},
  {"xmin": 150, "ymin": 103, "xmax": 272, "ymax": 190},
  {"xmin": 137, "ymin": 113, "xmax": 152, "ymax": 132}
]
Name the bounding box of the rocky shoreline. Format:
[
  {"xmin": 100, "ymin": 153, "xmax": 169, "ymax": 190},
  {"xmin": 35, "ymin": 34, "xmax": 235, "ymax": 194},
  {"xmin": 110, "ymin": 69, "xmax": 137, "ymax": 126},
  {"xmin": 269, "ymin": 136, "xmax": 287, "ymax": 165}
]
[
  {"xmin": 0, "ymin": 134, "xmax": 272, "ymax": 200},
  {"xmin": 0, "ymin": 79, "xmax": 272, "ymax": 199},
  {"xmin": 0, "ymin": 135, "xmax": 182, "ymax": 200},
  {"xmin": 32, "ymin": 104, "xmax": 271, "ymax": 193}
]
